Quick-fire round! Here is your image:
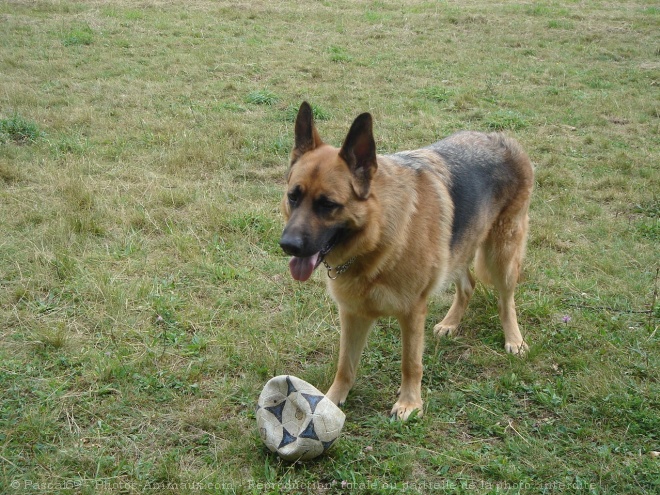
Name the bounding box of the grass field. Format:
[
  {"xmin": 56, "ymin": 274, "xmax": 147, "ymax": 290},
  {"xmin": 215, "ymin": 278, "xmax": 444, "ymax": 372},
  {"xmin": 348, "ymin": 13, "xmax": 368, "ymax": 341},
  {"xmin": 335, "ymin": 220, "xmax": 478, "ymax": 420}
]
[{"xmin": 1, "ymin": 0, "xmax": 658, "ymax": 493}]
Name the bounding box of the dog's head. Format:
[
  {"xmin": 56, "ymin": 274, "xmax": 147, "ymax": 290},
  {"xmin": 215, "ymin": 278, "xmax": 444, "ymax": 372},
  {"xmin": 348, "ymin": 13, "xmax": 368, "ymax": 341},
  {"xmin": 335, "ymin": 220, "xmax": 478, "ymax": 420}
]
[{"xmin": 280, "ymin": 102, "xmax": 378, "ymax": 281}]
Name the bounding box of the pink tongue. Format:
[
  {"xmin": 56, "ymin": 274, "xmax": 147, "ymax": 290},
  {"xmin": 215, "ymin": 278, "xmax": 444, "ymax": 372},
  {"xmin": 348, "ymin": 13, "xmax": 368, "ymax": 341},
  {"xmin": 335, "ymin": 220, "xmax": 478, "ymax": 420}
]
[{"xmin": 289, "ymin": 253, "xmax": 320, "ymax": 282}]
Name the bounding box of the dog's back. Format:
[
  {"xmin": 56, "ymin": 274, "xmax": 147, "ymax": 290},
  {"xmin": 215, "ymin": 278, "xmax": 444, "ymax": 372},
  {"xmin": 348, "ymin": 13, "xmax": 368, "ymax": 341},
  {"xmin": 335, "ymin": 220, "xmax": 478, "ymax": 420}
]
[
  {"xmin": 428, "ymin": 132, "xmax": 533, "ymax": 252},
  {"xmin": 385, "ymin": 131, "xmax": 533, "ymax": 263}
]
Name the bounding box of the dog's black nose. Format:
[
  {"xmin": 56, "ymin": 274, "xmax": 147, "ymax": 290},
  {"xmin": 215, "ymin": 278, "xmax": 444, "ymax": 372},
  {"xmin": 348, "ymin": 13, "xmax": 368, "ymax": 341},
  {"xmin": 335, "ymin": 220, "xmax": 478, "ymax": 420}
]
[{"xmin": 279, "ymin": 231, "xmax": 305, "ymax": 257}]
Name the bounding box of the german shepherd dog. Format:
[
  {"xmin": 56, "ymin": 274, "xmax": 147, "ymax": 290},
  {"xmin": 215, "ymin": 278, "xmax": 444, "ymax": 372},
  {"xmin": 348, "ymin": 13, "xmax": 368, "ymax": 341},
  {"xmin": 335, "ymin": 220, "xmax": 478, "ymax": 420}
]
[{"xmin": 280, "ymin": 102, "xmax": 533, "ymax": 420}]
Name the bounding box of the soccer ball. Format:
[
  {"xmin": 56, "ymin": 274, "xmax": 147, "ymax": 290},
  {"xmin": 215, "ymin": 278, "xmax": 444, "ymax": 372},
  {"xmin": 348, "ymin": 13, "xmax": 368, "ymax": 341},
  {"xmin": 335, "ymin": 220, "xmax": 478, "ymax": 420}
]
[{"xmin": 256, "ymin": 375, "xmax": 345, "ymax": 461}]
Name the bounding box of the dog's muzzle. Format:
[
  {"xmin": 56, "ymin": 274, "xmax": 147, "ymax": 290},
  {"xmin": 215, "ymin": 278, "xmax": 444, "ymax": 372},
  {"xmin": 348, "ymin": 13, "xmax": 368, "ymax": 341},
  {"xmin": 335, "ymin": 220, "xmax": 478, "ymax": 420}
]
[{"xmin": 280, "ymin": 226, "xmax": 347, "ymax": 282}]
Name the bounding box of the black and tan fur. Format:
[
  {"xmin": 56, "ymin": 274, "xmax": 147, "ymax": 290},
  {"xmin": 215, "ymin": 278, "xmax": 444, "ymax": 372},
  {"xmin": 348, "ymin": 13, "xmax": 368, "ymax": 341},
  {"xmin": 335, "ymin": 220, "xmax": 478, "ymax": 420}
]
[{"xmin": 280, "ymin": 102, "xmax": 534, "ymax": 420}]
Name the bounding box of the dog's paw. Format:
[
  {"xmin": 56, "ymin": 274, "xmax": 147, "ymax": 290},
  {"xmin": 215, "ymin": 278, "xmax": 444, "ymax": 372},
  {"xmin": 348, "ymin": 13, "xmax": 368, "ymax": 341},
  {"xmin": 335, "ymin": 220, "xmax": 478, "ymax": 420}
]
[
  {"xmin": 505, "ymin": 341, "xmax": 529, "ymax": 356},
  {"xmin": 325, "ymin": 387, "xmax": 349, "ymax": 408},
  {"xmin": 390, "ymin": 400, "xmax": 423, "ymax": 421},
  {"xmin": 433, "ymin": 323, "xmax": 457, "ymax": 338}
]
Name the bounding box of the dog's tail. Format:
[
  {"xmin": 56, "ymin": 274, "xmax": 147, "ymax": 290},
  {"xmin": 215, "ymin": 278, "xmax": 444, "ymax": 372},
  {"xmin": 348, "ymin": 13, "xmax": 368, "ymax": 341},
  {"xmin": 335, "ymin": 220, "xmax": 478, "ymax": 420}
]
[{"xmin": 474, "ymin": 134, "xmax": 533, "ymax": 288}]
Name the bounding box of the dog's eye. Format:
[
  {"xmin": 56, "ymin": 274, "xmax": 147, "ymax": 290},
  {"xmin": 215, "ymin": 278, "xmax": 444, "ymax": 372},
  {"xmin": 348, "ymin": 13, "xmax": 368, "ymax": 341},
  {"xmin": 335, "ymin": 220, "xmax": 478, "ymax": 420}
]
[
  {"xmin": 287, "ymin": 189, "xmax": 301, "ymax": 206},
  {"xmin": 316, "ymin": 197, "xmax": 341, "ymax": 212}
]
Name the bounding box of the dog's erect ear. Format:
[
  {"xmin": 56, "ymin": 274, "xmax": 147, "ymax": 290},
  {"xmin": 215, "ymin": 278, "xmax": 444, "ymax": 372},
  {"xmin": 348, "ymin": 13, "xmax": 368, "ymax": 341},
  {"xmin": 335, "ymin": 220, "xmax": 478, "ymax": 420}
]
[
  {"xmin": 291, "ymin": 101, "xmax": 323, "ymax": 165},
  {"xmin": 339, "ymin": 112, "xmax": 377, "ymax": 199}
]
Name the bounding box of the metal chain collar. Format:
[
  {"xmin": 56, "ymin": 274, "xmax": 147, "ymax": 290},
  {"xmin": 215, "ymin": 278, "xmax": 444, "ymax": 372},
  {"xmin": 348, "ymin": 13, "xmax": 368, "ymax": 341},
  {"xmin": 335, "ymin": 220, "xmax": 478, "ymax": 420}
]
[{"xmin": 323, "ymin": 257, "xmax": 356, "ymax": 280}]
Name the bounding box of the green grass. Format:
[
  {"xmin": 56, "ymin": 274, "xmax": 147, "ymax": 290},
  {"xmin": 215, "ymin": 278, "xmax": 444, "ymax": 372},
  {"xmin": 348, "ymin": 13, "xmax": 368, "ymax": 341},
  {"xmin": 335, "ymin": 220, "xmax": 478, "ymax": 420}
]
[
  {"xmin": 0, "ymin": 114, "xmax": 42, "ymax": 144},
  {"xmin": 1, "ymin": 1, "xmax": 658, "ymax": 494},
  {"xmin": 62, "ymin": 24, "xmax": 94, "ymax": 46},
  {"xmin": 246, "ymin": 90, "xmax": 280, "ymax": 106}
]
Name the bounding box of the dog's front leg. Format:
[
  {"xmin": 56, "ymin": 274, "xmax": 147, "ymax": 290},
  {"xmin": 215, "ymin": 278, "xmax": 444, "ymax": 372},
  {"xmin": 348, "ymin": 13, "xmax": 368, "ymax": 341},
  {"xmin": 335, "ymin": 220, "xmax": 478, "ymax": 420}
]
[
  {"xmin": 391, "ymin": 304, "xmax": 426, "ymax": 420},
  {"xmin": 326, "ymin": 309, "xmax": 374, "ymax": 408}
]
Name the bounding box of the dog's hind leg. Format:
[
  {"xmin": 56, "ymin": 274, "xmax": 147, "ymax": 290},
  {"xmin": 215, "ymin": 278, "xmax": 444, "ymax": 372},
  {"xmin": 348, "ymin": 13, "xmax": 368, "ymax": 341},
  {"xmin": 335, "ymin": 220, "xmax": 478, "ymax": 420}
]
[
  {"xmin": 477, "ymin": 208, "xmax": 530, "ymax": 355},
  {"xmin": 433, "ymin": 268, "xmax": 475, "ymax": 338}
]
